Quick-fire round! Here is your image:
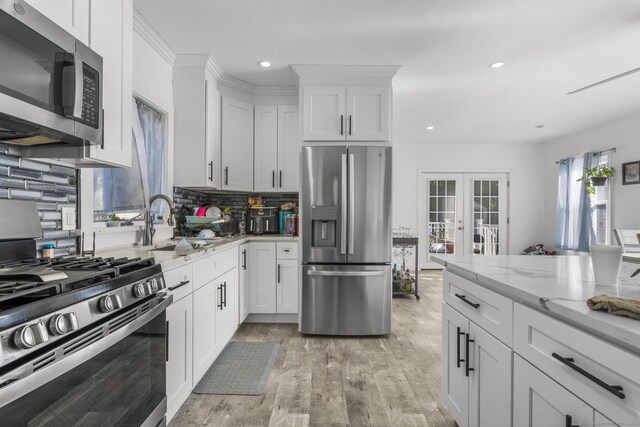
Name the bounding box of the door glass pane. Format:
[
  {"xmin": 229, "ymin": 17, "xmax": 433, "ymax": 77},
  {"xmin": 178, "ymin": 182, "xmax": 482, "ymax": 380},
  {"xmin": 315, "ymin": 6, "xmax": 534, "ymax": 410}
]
[
  {"xmin": 428, "ymin": 179, "xmax": 457, "ymax": 256},
  {"xmin": 472, "ymin": 179, "xmax": 501, "ymax": 255}
]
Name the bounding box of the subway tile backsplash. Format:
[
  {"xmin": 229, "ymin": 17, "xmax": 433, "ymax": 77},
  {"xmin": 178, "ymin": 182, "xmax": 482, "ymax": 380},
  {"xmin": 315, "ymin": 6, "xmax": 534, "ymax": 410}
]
[{"xmin": 0, "ymin": 144, "xmax": 77, "ymax": 257}]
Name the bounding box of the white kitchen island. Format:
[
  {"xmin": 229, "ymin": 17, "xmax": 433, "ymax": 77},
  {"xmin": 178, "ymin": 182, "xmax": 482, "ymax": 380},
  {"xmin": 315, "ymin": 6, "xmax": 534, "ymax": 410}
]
[{"xmin": 434, "ymin": 254, "xmax": 640, "ymax": 427}]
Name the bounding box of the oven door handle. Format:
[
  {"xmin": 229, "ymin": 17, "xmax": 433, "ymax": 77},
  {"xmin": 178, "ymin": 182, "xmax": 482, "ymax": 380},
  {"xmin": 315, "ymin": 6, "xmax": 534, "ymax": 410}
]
[{"xmin": 0, "ymin": 294, "xmax": 173, "ymax": 407}]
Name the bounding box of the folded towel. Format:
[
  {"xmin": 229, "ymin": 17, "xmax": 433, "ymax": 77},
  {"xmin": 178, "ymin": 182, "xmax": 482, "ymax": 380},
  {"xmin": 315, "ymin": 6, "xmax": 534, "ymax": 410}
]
[{"xmin": 587, "ymin": 294, "xmax": 640, "ymax": 321}]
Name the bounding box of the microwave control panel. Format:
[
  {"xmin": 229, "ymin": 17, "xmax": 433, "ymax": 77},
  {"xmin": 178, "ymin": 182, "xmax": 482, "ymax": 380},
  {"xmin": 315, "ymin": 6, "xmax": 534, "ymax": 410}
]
[{"xmin": 80, "ymin": 64, "xmax": 100, "ymax": 129}]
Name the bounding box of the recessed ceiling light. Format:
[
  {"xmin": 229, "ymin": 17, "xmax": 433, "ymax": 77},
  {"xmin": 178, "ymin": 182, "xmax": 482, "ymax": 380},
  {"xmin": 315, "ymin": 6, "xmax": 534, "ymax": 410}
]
[
  {"xmin": 490, "ymin": 61, "xmax": 505, "ymax": 68},
  {"xmin": 426, "ymin": 126, "xmax": 435, "ymax": 131},
  {"xmin": 258, "ymin": 60, "xmax": 272, "ymax": 68}
]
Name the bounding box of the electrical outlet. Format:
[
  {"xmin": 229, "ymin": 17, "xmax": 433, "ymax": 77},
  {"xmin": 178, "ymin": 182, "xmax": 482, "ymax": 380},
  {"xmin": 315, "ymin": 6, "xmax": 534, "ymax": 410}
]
[{"xmin": 61, "ymin": 207, "xmax": 76, "ymax": 231}]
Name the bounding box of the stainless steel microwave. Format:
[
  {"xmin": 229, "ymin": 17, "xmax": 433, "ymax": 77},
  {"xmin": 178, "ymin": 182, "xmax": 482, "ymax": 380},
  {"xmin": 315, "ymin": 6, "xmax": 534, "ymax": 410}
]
[{"xmin": 0, "ymin": 0, "xmax": 102, "ymax": 147}]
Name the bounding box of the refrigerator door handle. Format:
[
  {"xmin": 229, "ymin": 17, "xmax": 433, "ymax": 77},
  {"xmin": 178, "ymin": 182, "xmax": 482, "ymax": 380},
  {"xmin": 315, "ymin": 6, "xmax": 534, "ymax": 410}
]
[
  {"xmin": 341, "ymin": 154, "xmax": 347, "ymax": 255},
  {"xmin": 348, "ymin": 153, "xmax": 355, "ymax": 255},
  {"xmin": 307, "ymin": 270, "xmax": 386, "ymax": 277}
]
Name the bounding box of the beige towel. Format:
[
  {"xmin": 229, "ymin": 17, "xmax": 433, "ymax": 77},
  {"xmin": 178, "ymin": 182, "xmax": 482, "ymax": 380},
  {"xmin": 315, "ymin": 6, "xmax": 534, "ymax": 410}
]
[{"xmin": 587, "ymin": 294, "xmax": 640, "ymax": 321}]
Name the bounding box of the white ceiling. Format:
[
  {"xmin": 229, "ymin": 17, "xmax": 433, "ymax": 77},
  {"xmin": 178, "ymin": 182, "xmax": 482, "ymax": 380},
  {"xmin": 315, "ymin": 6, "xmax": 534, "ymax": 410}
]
[{"xmin": 135, "ymin": 0, "xmax": 640, "ymax": 145}]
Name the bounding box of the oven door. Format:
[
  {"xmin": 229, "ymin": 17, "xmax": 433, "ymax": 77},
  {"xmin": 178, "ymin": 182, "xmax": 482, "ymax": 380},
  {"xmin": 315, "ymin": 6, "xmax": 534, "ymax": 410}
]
[
  {"xmin": 0, "ymin": 0, "xmax": 102, "ymax": 146},
  {"xmin": 0, "ymin": 293, "xmax": 172, "ymax": 427}
]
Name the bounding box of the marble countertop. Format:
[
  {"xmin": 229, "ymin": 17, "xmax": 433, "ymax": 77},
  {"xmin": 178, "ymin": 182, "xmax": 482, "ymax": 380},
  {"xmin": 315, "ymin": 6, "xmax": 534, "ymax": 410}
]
[
  {"xmin": 432, "ymin": 255, "xmax": 640, "ymax": 354},
  {"xmin": 98, "ymin": 235, "xmax": 298, "ymax": 270}
]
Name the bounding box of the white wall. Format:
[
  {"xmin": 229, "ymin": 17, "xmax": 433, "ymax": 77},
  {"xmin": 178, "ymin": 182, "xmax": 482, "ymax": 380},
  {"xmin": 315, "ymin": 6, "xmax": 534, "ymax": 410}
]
[
  {"xmin": 393, "ymin": 143, "xmax": 544, "ymax": 259},
  {"xmin": 541, "ymin": 112, "xmax": 640, "ymax": 248}
]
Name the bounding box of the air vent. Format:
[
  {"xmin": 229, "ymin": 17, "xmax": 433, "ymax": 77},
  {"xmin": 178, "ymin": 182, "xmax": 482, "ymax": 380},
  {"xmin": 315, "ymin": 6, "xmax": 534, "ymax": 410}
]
[
  {"xmin": 139, "ymin": 301, "xmax": 152, "ymax": 315},
  {"xmin": 33, "ymin": 352, "xmax": 56, "ymax": 372},
  {"xmin": 108, "ymin": 310, "xmax": 137, "ymax": 333},
  {"xmin": 63, "ymin": 329, "xmax": 103, "ymax": 356}
]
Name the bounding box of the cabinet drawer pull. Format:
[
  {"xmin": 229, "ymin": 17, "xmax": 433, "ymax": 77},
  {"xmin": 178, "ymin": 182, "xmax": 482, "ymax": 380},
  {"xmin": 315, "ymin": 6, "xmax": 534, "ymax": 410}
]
[
  {"xmin": 217, "ymin": 285, "xmax": 223, "ymax": 310},
  {"xmin": 565, "ymin": 415, "xmax": 579, "ymax": 427},
  {"xmin": 455, "ymin": 293, "xmax": 480, "ymax": 309},
  {"xmin": 224, "ymin": 167, "xmax": 229, "ymax": 186},
  {"xmin": 165, "ymin": 320, "xmax": 169, "ymax": 362},
  {"xmin": 208, "ymin": 161, "xmax": 213, "ymax": 181},
  {"xmin": 223, "ymin": 282, "xmax": 227, "ymax": 308},
  {"xmin": 340, "ymin": 115, "xmax": 344, "ymax": 135},
  {"xmin": 552, "ymin": 353, "xmax": 625, "ymax": 399},
  {"xmin": 465, "ymin": 333, "xmax": 474, "ymax": 377},
  {"xmin": 272, "ymin": 170, "xmax": 275, "ymax": 188},
  {"xmin": 168, "ymin": 280, "xmax": 190, "ymax": 291},
  {"xmin": 349, "ymin": 115, "xmax": 352, "ymax": 135},
  {"xmin": 456, "ymin": 327, "xmax": 465, "ymax": 368},
  {"xmin": 279, "ymin": 170, "xmax": 282, "ymax": 188},
  {"xmin": 277, "ymin": 264, "xmax": 281, "ymax": 283},
  {"xmin": 242, "ymin": 250, "xmax": 247, "ymax": 270}
]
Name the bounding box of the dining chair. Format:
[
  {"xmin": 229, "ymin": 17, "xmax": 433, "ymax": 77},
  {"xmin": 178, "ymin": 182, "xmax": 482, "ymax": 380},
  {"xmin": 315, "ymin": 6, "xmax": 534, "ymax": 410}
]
[{"xmin": 613, "ymin": 229, "xmax": 640, "ymax": 253}]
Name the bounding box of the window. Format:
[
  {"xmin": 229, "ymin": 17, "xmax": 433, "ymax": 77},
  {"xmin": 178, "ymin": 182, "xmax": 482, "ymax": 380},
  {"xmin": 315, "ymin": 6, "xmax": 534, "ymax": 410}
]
[
  {"xmin": 555, "ymin": 151, "xmax": 610, "ymax": 251},
  {"xmin": 94, "ymin": 98, "xmax": 166, "ymax": 220}
]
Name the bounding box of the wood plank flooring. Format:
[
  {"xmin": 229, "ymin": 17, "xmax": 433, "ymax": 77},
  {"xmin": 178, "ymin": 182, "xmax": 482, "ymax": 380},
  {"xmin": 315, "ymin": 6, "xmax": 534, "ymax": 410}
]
[{"xmin": 170, "ymin": 271, "xmax": 455, "ymax": 427}]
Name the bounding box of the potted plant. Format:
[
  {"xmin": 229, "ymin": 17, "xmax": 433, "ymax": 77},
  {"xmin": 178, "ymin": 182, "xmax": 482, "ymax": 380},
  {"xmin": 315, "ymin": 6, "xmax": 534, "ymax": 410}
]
[
  {"xmin": 577, "ymin": 165, "xmax": 615, "ymax": 194},
  {"xmin": 106, "ymin": 214, "xmax": 123, "ymax": 227}
]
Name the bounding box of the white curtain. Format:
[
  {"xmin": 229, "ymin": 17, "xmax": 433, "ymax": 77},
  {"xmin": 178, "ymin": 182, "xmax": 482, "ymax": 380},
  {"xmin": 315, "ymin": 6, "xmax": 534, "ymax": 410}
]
[
  {"xmin": 555, "ymin": 152, "xmax": 600, "ymax": 251},
  {"xmin": 94, "ymin": 98, "xmax": 165, "ymax": 214}
]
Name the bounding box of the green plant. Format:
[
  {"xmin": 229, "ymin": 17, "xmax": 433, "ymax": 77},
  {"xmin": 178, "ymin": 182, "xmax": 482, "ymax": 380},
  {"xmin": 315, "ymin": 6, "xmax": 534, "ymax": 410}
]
[
  {"xmin": 577, "ymin": 165, "xmax": 615, "ymax": 194},
  {"xmin": 108, "ymin": 214, "xmax": 123, "ymax": 221}
]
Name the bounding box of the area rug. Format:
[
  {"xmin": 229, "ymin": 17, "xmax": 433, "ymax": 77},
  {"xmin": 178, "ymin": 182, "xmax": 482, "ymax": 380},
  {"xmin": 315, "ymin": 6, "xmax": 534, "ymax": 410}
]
[{"xmin": 192, "ymin": 341, "xmax": 280, "ymax": 395}]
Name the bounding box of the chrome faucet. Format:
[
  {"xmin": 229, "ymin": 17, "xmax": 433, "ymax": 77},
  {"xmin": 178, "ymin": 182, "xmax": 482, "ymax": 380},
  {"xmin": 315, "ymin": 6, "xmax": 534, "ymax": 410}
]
[{"xmin": 143, "ymin": 194, "xmax": 175, "ymax": 246}]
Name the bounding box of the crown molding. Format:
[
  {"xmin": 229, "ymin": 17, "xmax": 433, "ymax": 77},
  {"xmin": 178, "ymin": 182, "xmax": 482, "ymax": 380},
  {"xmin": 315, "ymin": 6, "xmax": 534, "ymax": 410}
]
[
  {"xmin": 133, "ymin": 9, "xmax": 176, "ymax": 66},
  {"xmin": 290, "ymin": 64, "xmax": 401, "ymax": 86},
  {"xmin": 218, "ymin": 75, "xmax": 256, "ymax": 94},
  {"xmin": 254, "ymin": 86, "xmax": 299, "ymax": 96},
  {"xmin": 206, "ymin": 56, "xmax": 225, "ymax": 81}
]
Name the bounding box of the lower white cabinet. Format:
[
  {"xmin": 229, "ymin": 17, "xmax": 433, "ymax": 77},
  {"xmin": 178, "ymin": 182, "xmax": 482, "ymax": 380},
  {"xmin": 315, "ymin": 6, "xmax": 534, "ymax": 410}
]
[
  {"xmin": 276, "ymin": 259, "xmax": 298, "ymax": 314},
  {"xmin": 166, "ymin": 294, "xmax": 193, "ymax": 422},
  {"xmin": 238, "ymin": 243, "xmax": 250, "ymax": 323},
  {"xmin": 215, "ymin": 268, "xmax": 238, "ymax": 345},
  {"xmin": 192, "ymin": 279, "xmax": 218, "ymax": 383},
  {"xmin": 249, "ymin": 243, "xmax": 277, "ymax": 313},
  {"xmin": 514, "ymin": 354, "xmax": 594, "ymax": 427},
  {"xmin": 441, "ymin": 302, "xmax": 511, "ymax": 427}
]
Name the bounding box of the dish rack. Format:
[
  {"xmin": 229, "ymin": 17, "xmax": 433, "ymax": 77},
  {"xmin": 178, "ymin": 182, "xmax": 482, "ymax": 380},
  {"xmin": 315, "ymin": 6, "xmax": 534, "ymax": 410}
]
[{"xmin": 185, "ymin": 219, "xmax": 236, "ymax": 237}]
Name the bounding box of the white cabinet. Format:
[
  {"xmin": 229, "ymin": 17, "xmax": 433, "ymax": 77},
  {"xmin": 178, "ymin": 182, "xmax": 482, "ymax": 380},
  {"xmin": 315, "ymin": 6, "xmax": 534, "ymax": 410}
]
[
  {"xmin": 276, "ymin": 259, "xmax": 298, "ymax": 314},
  {"xmin": 215, "ymin": 268, "xmax": 238, "ymax": 345},
  {"xmin": 248, "ymin": 243, "xmax": 277, "ymax": 313},
  {"xmin": 173, "ymin": 77, "xmax": 221, "ymax": 189},
  {"xmin": 442, "ymin": 302, "xmax": 511, "ymax": 427},
  {"xmin": 238, "ymin": 244, "xmax": 250, "ymax": 323},
  {"xmin": 514, "ymin": 354, "xmax": 594, "ymax": 427},
  {"xmin": 254, "ymin": 105, "xmax": 300, "ymax": 192},
  {"xmin": 302, "ymin": 87, "xmax": 389, "ymax": 142},
  {"xmin": 26, "ymin": 0, "xmax": 90, "ymax": 44},
  {"xmin": 166, "ymin": 294, "xmax": 193, "ymax": 422},
  {"xmin": 192, "ymin": 279, "xmax": 217, "ymax": 383},
  {"xmin": 221, "ymin": 96, "xmax": 254, "ymax": 191}
]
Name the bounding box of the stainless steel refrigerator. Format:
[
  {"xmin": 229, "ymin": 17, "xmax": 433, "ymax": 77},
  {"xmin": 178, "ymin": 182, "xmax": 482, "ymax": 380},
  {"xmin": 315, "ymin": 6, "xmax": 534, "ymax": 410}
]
[{"xmin": 300, "ymin": 146, "xmax": 392, "ymax": 335}]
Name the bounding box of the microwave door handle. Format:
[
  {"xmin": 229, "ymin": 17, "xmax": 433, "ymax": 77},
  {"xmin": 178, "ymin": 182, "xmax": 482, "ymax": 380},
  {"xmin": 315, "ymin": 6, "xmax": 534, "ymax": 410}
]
[
  {"xmin": 63, "ymin": 52, "xmax": 84, "ymax": 120},
  {"xmin": 341, "ymin": 154, "xmax": 347, "ymax": 255},
  {"xmin": 348, "ymin": 153, "xmax": 355, "ymax": 255}
]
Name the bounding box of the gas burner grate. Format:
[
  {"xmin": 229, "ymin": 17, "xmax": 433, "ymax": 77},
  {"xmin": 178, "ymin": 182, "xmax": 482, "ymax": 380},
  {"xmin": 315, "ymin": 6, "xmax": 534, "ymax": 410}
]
[{"xmin": 0, "ymin": 281, "xmax": 60, "ymax": 303}]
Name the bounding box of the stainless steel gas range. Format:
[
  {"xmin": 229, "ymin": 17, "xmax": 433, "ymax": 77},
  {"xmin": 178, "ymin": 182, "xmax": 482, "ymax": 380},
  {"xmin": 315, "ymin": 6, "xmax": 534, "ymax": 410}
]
[{"xmin": 0, "ymin": 201, "xmax": 171, "ymax": 426}]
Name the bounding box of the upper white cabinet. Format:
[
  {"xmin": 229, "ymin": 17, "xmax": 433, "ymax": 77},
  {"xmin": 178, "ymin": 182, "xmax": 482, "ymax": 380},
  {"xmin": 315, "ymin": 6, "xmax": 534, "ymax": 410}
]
[
  {"xmin": 86, "ymin": 0, "xmax": 133, "ymax": 167},
  {"xmin": 254, "ymin": 105, "xmax": 300, "ymax": 192},
  {"xmin": 222, "ymin": 96, "xmax": 254, "ymax": 191},
  {"xmin": 173, "ymin": 76, "xmax": 221, "ymax": 189},
  {"xmin": 26, "ymin": 0, "xmax": 90, "ymax": 44},
  {"xmin": 302, "ymin": 87, "xmax": 389, "ymax": 142}
]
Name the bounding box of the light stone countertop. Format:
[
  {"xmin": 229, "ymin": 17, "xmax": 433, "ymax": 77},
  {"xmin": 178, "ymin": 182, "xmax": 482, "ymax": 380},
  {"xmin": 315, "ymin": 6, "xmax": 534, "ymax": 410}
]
[
  {"xmin": 432, "ymin": 254, "xmax": 640, "ymax": 355},
  {"xmin": 97, "ymin": 235, "xmax": 299, "ymax": 271}
]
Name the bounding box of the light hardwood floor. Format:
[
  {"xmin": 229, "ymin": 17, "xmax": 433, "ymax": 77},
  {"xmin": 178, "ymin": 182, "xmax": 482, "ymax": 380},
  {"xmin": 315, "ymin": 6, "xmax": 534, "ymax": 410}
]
[{"xmin": 170, "ymin": 271, "xmax": 455, "ymax": 427}]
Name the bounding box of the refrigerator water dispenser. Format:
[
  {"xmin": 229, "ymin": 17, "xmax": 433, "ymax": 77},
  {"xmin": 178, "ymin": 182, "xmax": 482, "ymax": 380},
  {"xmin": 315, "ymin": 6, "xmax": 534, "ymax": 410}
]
[{"xmin": 311, "ymin": 205, "xmax": 338, "ymax": 248}]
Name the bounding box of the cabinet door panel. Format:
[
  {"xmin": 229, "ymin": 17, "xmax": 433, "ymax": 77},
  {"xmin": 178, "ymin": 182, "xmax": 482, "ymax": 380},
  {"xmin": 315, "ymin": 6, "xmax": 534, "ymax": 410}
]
[
  {"xmin": 346, "ymin": 87, "xmax": 389, "ymax": 141},
  {"xmin": 277, "ymin": 105, "xmax": 300, "ymax": 192},
  {"xmin": 166, "ymin": 295, "xmax": 192, "ymax": 422},
  {"xmin": 238, "ymin": 244, "xmax": 250, "ymax": 323},
  {"xmin": 514, "ymin": 354, "xmax": 594, "ymax": 427},
  {"xmin": 222, "ymin": 97, "xmax": 254, "ymax": 191},
  {"xmin": 303, "ymin": 87, "xmax": 345, "ymax": 141},
  {"xmin": 249, "ymin": 243, "xmax": 276, "ymax": 313},
  {"xmin": 192, "ymin": 281, "xmax": 216, "ymax": 384},
  {"xmin": 277, "ymin": 259, "xmax": 298, "ymax": 314},
  {"xmin": 442, "ymin": 303, "xmax": 470, "ymax": 427},
  {"xmin": 206, "ymin": 82, "xmax": 221, "ymax": 188},
  {"xmin": 215, "ymin": 268, "xmax": 238, "ymax": 345},
  {"xmin": 254, "ymin": 106, "xmax": 279, "ymax": 192},
  {"xmin": 468, "ymin": 322, "xmax": 512, "ymax": 427},
  {"xmin": 27, "ymin": 0, "xmax": 90, "ymax": 43}
]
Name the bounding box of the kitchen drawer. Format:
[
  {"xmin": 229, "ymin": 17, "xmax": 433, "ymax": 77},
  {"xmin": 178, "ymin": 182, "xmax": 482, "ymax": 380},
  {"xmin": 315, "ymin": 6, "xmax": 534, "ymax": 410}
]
[
  {"xmin": 276, "ymin": 242, "xmax": 298, "ymax": 260},
  {"xmin": 443, "ymin": 271, "xmax": 513, "ymax": 346},
  {"xmin": 192, "ymin": 249, "xmax": 238, "ymax": 290},
  {"xmin": 514, "ymin": 303, "xmax": 640, "ymax": 426},
  {"xmin": 212, "ymin": 248, "xmax": 238, "ymax": 276},
  {"xmin": 163, "ymin": 263, "xmax": 193, "ymax": 303}
]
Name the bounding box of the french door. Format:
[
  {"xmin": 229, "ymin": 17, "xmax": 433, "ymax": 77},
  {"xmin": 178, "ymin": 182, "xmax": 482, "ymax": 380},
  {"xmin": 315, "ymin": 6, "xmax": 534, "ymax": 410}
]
[{"xmin": 419, "ymin": 173, "xmax": 509, "ymax": 269}]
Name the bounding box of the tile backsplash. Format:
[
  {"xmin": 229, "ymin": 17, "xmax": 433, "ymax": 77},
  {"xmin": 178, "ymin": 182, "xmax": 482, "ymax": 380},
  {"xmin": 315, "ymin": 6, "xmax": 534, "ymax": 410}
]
[{"xmin": 0, "ymin": 144, "xmax": 77, "ymax": 257}]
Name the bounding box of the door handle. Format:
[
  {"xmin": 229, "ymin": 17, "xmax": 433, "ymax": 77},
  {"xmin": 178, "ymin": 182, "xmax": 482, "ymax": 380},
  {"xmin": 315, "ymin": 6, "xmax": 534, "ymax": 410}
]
[
  {"xmin": 224, "ymin": 167, "xmax": 229, "ymax": 186},
  {"xmin": 307, "ymin": 270, "xmax": 386, "ymax": 277},
  {"xmin": 223, "ymin": 282, "xmax": 227, "ymax": 308},
  {"xmin": 208, "ymin": 161, "xmax": 213, "ymax": 181},
  {"xmin": 349, "ymin": 115, "xmax": 352, "ymax": 136},
  {"xmin": 165, "ymin": 320, "xmax": 169, "ymax": 362},
  {"xmin": 168, "ymin": 280, "xmax": 190, "ymax": 291},
  {"xmin": 552, "ymin": 353, "xmax": 625, "ymax": 399},
  {"xmin": 348, "ymin": 153, "xmax": 355, "ymax": 255},
  {"xmin": 465, "ymin": 333, "xmax": 474, "ymax": 377},
  {"xmin": 340, "ymin": 154, "xmax": 347, "ymax": 255},
  {"xmin": 277, "ymin": 264, "xmax": 281, "ymax": 283},
  {"xmin": 217, "ymin": 284, "xmax": 223, "ymax": 309},
  {"xmin": 279, "ymin": 170, "xmax": 282, "ymax": 188},
  {"xmin": 458, "ymin": 226, "xmax": 464, "ymax": 230},
  {"xmin": 62, "ymin": 52, "xmax": 84, "ymax": 120},
  {"xmin": 455, "ymin": 293, "xmax": 480, "ymax": 309},
  {"xmin": 340, "ymin": 115, "xmax": 344, "ymax": 136},
  {"xmin": 242, "ymin": 250, "xmax": 247, "ymax": 270},
  {"xmin": 272, "ymin": 170, "xmax": 275, "ymax": 188},
  {"xmin": 456, "ymin": 327, "xmax": 465, "ymax": 368}
]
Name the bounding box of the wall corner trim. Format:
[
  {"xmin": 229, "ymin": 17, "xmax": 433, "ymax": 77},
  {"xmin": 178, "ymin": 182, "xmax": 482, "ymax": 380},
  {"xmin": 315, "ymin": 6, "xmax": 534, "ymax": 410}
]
[{"xmin": 133, "ymin": 8, "xmax": 176, "ymax": 66}]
